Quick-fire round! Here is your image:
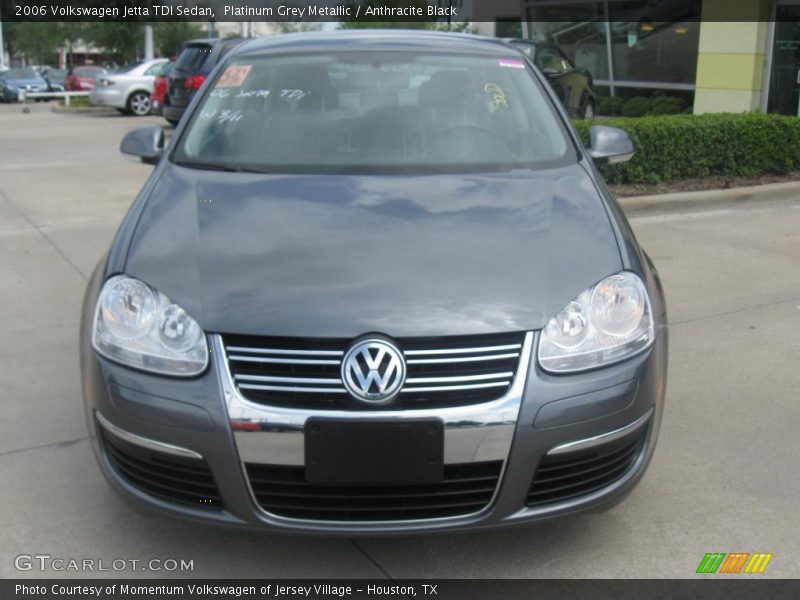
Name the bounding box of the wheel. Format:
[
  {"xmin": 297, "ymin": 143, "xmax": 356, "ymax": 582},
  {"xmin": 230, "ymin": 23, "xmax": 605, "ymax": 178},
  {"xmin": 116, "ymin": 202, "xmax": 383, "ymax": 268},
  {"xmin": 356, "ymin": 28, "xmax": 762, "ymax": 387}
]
[
  {"xmin": 126, "ymin": 91, "xmax": 151, "ymax": 116},
  {"xmin": 582, "ymin": 99, "xmax": 595, "ymax": 120}
]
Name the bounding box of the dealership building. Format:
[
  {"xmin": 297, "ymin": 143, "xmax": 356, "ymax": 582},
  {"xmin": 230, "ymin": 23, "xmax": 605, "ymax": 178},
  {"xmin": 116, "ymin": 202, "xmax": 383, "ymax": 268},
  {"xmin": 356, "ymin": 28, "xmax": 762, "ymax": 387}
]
[{"xmin": 476, "ymin": 0, "xmax": 800, "ymax": 116}]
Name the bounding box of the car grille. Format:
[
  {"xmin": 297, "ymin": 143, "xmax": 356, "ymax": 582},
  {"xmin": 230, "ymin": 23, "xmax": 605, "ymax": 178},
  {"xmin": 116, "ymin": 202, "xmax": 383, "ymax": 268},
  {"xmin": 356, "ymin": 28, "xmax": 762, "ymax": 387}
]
[
  {"xmin": 526, "ymin": 429, "xmax": 646, "ymax": 507},
  {"xmin": 246, "ymin": 461, "xmax": 502, "ymax": 521},
  {"xmin": 101, "ymin": 429, "xmax": 223, "ymax": 510},
  {"xmin": 222, "ymin": 332, "xmax": 525, "ymax": 410}
]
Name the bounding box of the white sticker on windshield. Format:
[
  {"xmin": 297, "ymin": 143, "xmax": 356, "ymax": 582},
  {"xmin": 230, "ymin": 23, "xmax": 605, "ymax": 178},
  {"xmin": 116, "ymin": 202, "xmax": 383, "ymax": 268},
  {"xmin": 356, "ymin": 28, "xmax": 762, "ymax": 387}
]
[
  {"xmin": 216, "ymin": 65, "xmax": 252, "ymax": 88},
  {"xmin": 498, "ymin": 58, "xmax": 525, "ymax": 69}
]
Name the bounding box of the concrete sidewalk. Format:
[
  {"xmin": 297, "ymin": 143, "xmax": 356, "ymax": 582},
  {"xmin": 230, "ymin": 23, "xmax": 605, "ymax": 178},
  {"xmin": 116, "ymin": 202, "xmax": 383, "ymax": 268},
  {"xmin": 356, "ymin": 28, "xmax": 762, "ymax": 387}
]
[
  {"xmin": 619, "ymin": 180, "xmax": 800, "ymax": 214},
  {"xmin": 1, "ymin": 103, "xmax": 798, "ymax": 579}
]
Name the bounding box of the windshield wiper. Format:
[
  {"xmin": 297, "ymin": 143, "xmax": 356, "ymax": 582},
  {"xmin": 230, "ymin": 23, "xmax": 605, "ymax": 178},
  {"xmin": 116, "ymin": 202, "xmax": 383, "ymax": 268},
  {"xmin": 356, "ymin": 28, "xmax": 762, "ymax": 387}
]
[
  {"xmin": 172, "ymin": 159, "xmax": 281, "ymax": 174},
  {"xmin": 172, "ymin": 160, "xmax": 246, "ymax": 172}
]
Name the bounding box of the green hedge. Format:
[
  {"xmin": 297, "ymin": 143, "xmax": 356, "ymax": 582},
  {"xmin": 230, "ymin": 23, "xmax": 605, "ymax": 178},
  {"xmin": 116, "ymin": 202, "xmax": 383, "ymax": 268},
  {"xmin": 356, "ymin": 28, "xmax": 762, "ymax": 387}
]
[
  {"xmin": 597, "ymin": 95, "xmax": 687, "ymax": 118},
  {"xmin": 573, "ymin": 113, "xmax": 800, "ymax": 184}
]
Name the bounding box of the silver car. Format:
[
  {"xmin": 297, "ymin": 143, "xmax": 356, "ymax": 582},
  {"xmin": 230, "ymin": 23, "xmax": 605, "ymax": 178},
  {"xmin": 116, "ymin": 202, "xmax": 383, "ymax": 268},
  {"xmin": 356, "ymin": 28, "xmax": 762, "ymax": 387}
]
[{"xmin": 89, "ymin": 59, "xmax": 167, "ymax": 116}]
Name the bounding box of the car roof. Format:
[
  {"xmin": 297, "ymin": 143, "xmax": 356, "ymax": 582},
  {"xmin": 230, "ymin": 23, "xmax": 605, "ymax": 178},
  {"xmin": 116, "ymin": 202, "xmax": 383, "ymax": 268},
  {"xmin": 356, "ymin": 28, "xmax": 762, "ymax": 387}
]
[
  {"xmin": 184, "ymin": 37, "xmax": 243, "ymax": 48},
  {"xmin": 232, "ymin": 30, "xmax": 521, "ymax": 58}
]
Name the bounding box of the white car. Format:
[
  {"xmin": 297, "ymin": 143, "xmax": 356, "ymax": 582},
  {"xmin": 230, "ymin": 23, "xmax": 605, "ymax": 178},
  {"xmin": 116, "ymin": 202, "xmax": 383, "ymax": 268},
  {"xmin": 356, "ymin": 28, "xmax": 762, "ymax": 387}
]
[{"xmin": 89, "ymin": 59, "xmax": 167, "ymax": 116}]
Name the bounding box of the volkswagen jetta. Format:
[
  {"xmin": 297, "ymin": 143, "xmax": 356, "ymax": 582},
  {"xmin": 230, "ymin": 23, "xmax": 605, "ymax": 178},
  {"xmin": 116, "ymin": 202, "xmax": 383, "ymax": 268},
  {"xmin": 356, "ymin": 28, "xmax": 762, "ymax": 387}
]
[{"xmin": 81, "ymin": 31, "xmax": 667, "ymax": 534}]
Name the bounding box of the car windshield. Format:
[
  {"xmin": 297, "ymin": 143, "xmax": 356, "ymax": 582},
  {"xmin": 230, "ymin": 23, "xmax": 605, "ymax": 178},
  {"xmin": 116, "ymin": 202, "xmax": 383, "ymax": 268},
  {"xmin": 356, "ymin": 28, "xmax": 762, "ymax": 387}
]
[
  {"xmin": 6, "ymin": 68, "xmax": 38, "ymax": 79},
  {"xmin": 175, "ymin": 45, "xmax": 212, "ymax": 71},
  {"xmin": 174, "ymin": 51, "xmax": 573, "ymax": 174}
]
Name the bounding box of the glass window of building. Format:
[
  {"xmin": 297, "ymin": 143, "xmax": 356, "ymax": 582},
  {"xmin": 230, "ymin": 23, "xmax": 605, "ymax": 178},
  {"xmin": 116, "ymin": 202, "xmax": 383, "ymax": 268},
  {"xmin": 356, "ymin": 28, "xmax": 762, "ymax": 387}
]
[{"xmin": 525, "ymin": 0, "xmax": 701, "ymax": 95}]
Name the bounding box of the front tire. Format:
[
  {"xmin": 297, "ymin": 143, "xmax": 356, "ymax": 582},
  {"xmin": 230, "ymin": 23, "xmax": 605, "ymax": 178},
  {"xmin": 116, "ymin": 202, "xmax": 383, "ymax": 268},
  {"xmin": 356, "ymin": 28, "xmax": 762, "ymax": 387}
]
[
  {"xmin": 582, "ymin": 99, "xmax": 595, "ymax": 120},
  {"xmin": 126, "ymin": 91, "xmax": 151, "ymax": 116}
]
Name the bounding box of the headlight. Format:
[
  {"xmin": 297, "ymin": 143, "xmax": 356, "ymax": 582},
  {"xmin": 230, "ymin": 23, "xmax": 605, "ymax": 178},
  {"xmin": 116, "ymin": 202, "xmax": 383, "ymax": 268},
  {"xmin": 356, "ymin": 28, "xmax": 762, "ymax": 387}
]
[
  {"xmin": 92, "ymin": 275, "xmax": 208, "ymax": 376},
  {"xmin": 538, "ymin": 272, "xmax": 654, "ymax": 373}
]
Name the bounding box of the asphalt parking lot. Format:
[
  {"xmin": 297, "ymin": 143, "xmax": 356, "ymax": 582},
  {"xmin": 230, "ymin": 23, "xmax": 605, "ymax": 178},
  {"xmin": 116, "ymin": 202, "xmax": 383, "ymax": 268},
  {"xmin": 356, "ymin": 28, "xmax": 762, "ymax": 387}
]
[{"xmin": 1, "ymin": 102, "xmax": 798, "ymax": 579}]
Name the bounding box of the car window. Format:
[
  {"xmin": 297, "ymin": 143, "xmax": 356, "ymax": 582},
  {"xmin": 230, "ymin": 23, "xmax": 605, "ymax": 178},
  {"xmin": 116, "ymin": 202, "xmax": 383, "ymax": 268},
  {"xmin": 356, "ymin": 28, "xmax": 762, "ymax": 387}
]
[
  {"xmin": 145, "ymin": 62, "xmax": 166, "ymax": 76},
  {"xmin": 175, "ymin": 52, "xmax": 573, "ymax": 174},
  {"xmin": 536, "ymin": 47, "xmax": 572, "ymax": 73},
  {"xmin": 175, "ymin": 45, "xmax": 212, "ymax": 72},
  {"xmin": 511, "ymin": 42, "xmax": 536, "ymax": 59},
  {"xmin": 115, "ymin": 62, "xmax": 142, "ymax": 74}
]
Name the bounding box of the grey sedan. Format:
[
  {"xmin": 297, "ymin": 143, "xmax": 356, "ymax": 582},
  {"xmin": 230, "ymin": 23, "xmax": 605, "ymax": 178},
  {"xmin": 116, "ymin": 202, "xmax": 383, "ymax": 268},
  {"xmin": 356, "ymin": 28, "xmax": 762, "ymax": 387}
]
[{"xmin": 81, "ymin": 31, "xmax": 667, "ymax": 534}]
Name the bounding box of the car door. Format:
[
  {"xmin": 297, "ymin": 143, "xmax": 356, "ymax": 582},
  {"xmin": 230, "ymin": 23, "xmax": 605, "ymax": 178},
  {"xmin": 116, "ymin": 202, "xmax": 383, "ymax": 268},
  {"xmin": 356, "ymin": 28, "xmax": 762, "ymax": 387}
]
[{"xmin": 534, "ymin": 45, "xmax": 585, "ymax": 117}]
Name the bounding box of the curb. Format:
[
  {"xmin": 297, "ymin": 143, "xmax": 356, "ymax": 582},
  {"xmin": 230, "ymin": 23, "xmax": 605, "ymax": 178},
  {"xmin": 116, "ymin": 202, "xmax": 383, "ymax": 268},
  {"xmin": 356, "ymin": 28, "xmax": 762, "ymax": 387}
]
[
  {"xmin": 618, "ymin": 181, "xmax": 800, "ymax": 214},
  {"xmin": 50, "ymin": 104, "xmax": 115, "ymax": 114}
]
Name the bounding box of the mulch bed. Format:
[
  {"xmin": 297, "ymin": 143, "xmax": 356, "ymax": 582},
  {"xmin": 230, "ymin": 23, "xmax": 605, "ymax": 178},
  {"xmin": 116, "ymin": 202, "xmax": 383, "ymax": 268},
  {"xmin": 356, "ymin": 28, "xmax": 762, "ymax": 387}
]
[{"xmin": 610, "ymin": 172, "xmax": 800, "ymax": 197}]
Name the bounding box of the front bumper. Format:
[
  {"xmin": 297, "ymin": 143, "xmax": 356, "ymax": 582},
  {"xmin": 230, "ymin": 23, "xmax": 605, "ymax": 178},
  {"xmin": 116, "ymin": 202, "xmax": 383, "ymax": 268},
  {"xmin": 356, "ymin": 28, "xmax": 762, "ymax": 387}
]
[{"xmin": 82, "ymin": 318, "xmax": 667, "ymax": 535}]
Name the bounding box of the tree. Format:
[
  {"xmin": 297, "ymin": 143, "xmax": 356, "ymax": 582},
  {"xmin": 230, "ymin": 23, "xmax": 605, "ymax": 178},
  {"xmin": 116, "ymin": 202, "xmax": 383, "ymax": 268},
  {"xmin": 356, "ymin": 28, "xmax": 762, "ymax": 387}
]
[
  {"xmin": 60, "ymin": 23, "xmax": 86, "ymax": 68},
  {"xmin": 154, "ymin": 22, "xmax": 205, "ymax": 58},
  {"xmin": 12, "ymin": 23, "xmax": 65, "ymax": 65},
  {"xmin": 1, "ymin": 23, "xmax": 22, "ymax": 64},
  {"xmin": 273, "ymin": 22, "xmax": 324, "ymax": 34},
  {"xmin": 84, "ymin": 22, "xmax": 146, "ymax": 65}
]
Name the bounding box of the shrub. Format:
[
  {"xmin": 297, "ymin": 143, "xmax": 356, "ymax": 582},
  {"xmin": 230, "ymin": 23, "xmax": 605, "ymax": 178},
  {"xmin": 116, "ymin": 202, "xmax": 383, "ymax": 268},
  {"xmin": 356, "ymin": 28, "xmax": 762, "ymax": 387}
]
[
  {"xmin": 597, "ymin": 96, "xmax": 625, "ymax": 117},
  {"xmin": 572, "ymin": 112, "xmax": 800, "ymax": 184},
  {"xmin": 649, "ymin": 96, "xmax": 686, "ymax": 115},
  {"xmin": 621, "ymin": 96, "xmax": 653, "ymax": 118}
]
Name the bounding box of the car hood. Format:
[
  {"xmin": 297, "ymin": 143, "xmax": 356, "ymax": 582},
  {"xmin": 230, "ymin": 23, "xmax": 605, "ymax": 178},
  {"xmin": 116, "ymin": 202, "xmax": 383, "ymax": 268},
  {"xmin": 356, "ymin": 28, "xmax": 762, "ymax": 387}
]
[{"xmin": 123, "ymin": 164, "xmax": 622, "ymax": 337}]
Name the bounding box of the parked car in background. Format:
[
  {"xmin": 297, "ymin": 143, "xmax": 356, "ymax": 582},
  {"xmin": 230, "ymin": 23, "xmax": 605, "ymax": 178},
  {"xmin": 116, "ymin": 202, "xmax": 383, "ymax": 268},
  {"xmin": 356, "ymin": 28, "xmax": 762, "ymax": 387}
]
[
  {"xmin": 163, "ymin": 38, "xmax": 243, "ymax": 125},
  {"xmin": 66, "ymin": 65, "xmax": 107, "ymax": 91},
  {"xmin": 0, "ymin": 67, "xmax": 50, "ymax": 102},
  {"xmin": 150, "ymin": 60, "xmax": 174, "ymax": 116},
  {"xmin": 40, "ymin": 67, "xmax": 68, "ymax": 91},
  {"xmin": 89, "ymin": 59, "xmax": 167, "ymax": 116},
  {"xmin": 505, "ymin": 39, "xmax": 596, "ymax": 119}
]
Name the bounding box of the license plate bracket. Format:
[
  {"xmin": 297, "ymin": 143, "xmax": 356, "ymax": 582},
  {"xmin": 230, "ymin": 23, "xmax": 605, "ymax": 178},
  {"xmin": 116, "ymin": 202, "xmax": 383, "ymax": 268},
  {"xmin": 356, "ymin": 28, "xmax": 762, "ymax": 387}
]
[{"xmin": 304, "ymin": 419, "xmax": 444, "ymax": 485}]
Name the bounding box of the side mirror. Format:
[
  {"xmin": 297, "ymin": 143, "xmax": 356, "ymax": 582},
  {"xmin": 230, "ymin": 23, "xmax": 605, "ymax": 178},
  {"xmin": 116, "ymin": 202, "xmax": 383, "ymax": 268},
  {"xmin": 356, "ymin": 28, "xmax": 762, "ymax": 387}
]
[
  {"xmin": 587, "ymin": 125, "xmax": 634, "ymax": 164},
  {"xmin": 120, "ymin": 126, "xmax": 165, "ymax": 165},
  {"xmin": 541, "ymin": 67, "xmax": 560, "ymax": 78}
]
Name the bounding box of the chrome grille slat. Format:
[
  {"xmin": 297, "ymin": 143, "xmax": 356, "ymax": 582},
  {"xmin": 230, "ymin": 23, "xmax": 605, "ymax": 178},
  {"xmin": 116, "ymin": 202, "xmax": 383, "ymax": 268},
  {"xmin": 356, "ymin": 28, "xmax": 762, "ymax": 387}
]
[
  {"xmin": 238, "ymin": 384, "xmax": 348, "ymax": 394},
  {"xmin": 401, "ymin": 381, "xmax": 510, "ymax": 393},
  {"xmin": 235, "ymin": 374, "xmax": 342, "ymax": 385},
  {"xmin": 223, "ymin": 332, "xmax": 526, "ymax": 410},
  {"xmin": 406, "ymin": 352, "xmax": 519, "ymax": 365},
  {"xmin": 228, "ymin": 355, "xmax": 341, "ymax": 365},
  {"xmin": 227, "ymin": 346, "xmax": 343, "ymax": 357},
  {"xmin": 405, "ymin": 372, "xmax": 513, "ymax": 384},
  {"xmin": 404, "ymin": 344, "xmax": 521, "ymax": 356}
]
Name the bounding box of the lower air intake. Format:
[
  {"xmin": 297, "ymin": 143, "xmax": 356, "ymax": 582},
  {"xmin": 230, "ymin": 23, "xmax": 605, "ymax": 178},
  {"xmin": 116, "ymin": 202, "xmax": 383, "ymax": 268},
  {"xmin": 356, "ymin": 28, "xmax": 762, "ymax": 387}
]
[
  {"xmin": 246, "ymin": 461, "xmax": 502, "ymax": 521},
  {"xmin": 101, "ymin": 429, "xmax": 223, "ymax": 510},
  {"xmin": 527, "ymin": 429, "xmax": 646, "ymax": 507}
]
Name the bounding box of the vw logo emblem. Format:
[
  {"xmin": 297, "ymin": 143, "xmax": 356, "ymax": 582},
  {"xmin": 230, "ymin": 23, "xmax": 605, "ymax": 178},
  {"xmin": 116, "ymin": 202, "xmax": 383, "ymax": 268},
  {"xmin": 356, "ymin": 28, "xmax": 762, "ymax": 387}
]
[{"xmin": 342, "ymin": 339, "xmax": 406, "ymax": 404}]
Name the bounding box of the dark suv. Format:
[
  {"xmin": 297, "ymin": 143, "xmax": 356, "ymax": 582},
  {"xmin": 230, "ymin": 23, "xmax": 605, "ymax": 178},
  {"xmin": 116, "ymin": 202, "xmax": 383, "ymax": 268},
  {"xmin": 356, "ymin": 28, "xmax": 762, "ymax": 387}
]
[
  {"xmin": 506, "ymin": 39, "xmax": 596, "ymax": 120},
  {"xmin": 163, "ymin": 38, "xmax": 243, "ymax": 125}
]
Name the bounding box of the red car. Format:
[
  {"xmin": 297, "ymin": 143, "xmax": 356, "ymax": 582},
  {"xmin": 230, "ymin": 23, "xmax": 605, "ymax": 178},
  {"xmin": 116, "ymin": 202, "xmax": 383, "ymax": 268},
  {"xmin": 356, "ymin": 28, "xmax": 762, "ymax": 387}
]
[
  {"xmin": 65, "ymin": 65, "xmax": 107, "ymax": 91},
  {"xmin": 151, "ymin": 60, "xmax": 174, "ymax": 115}
]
